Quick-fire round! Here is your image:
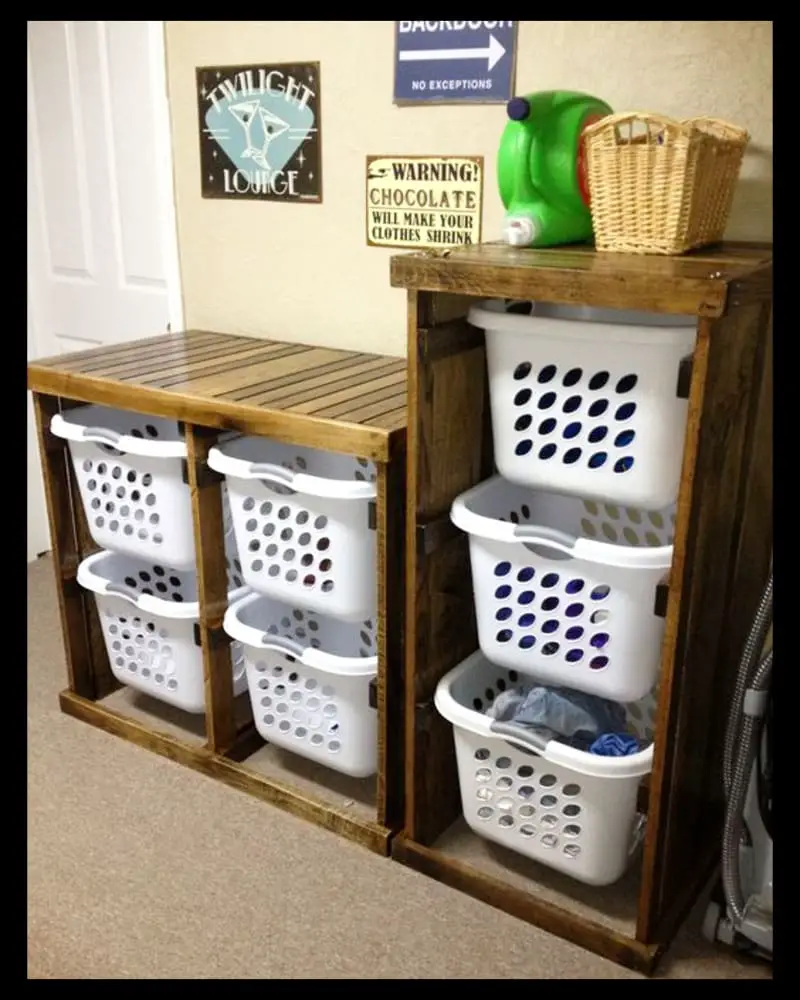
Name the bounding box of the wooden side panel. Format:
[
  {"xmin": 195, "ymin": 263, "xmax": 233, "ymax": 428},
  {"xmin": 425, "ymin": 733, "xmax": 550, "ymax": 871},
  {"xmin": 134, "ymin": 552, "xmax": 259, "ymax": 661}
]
[
  {"xmin": 405, "ymin": 291, "xmax": 495, "ymax": 844},
  {"xmin": 376, "ymin": 450, "xmax": 406, "ymax": 829},
  {"xmin": 638, "ymin": 302, "xmax": 772, "ymax": 941},
  {"xmin": 32, "ymin": 394, "xmax": 94, "ymax": 698},
  {"xmin": 184, "ymin": 426, "xmax": 237, "ymax": 754}
]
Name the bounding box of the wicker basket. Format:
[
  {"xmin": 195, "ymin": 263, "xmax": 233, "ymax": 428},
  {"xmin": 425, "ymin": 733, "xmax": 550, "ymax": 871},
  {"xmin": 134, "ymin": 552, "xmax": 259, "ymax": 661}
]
[{"xmin": 584, "ymin": 112, "xmax": 749, "ymax": 255}]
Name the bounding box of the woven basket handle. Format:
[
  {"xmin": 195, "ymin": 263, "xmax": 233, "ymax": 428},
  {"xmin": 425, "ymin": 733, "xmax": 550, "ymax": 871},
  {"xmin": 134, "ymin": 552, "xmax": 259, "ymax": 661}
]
[
  {"xmin": 682, "ymin": 116, "xmax": 750, "ymax": 143},
  {"xmin": 583, "ymin": 112, "xmax": 691, "ymax": 146}
]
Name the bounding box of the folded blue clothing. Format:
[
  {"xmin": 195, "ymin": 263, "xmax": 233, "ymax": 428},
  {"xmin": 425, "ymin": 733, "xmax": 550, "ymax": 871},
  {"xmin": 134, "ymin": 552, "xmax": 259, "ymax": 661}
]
[
  {"xmin": 489, "ymin": 683, "xmax": 629, "ymax": 752},
  {"xmin": 589, "ymin": 732, "xmax": 640, "ymax": 756}
]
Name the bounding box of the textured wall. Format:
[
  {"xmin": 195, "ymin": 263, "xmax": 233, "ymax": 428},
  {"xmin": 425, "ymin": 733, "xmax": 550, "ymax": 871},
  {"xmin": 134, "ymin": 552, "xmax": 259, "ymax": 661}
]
[{"xmin": 165, "ymin": 20, "xmax": 773, "ymax": 356}]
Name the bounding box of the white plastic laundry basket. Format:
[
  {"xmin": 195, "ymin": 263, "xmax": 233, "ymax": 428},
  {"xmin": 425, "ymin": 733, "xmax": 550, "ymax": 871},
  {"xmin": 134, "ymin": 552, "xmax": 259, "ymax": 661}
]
[
  {"xmin": 469, "ymin": 300, "xmax": 697, "ymax": 509},
  {"xmin": 51, "ymin": 405, "xmax": 196, "ymax": 568},
  {"xmin": 436, "ymin": 651, "xmax": 655, "ymax": 886},
  {"xmin": 224, "ymin": 591, "xmax": 378, "ymax": 778},
  {"xmin": 78, "ymin": 550, "xmax": 248, "ymax": 714},
  {"xmin": 209, "ymin": 437, "xmax": 377, "ymax": 621},
  {"xmin": 452, "ymin": 476, "xmax": 674, "ymax": 703}
]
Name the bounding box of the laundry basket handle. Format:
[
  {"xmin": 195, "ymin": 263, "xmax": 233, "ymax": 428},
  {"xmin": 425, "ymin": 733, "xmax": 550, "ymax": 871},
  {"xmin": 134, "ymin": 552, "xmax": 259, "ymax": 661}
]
[
  {"xmin": 490, "ymin": 720, "xmax": 553, "ymax": 754},
  {"xmin": 248, "ymin": 463, "xmax": 297, "ymax": 488},
  {"xmin": 82, "ymin": 426, "xmax": 122, "ymax": 447},
  {"xmin": 259, "ymin": 634, "xmax": 305, "ymax": 659},
  {"xmin": 513, "ymin": 524, "xmax": 576, "ymax": 555},
  {"xmin": 105, "ymin": 582, "xmax": 141, "ymax": 605}
]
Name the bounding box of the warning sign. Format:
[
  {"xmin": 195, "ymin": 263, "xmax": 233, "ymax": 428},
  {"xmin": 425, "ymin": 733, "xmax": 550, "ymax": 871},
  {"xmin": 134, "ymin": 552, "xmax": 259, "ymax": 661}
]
[{"xmin": 366, "ymin": 155, "xmax": 484, "ymax": 249}]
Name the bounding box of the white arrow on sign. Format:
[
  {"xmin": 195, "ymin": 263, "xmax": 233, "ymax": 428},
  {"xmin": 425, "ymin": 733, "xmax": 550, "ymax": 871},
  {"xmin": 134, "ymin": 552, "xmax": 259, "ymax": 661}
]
[{"xmin": 398, "ymin": 33, "xmax": 506, "ymax": 72}]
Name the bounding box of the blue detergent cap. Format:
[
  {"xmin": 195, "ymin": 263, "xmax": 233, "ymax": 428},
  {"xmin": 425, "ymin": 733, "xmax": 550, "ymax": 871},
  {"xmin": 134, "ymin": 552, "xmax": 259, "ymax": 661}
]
[{"xmin": 507, "ymin": 97, "xmax": 530, "ymax": 122}]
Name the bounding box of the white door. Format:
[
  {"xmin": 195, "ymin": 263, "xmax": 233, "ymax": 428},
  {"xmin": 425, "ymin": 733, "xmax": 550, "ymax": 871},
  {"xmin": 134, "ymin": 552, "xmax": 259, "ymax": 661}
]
[{"xmin": 27, "ymin": 20, "xmax": 183, "ymax": 561}]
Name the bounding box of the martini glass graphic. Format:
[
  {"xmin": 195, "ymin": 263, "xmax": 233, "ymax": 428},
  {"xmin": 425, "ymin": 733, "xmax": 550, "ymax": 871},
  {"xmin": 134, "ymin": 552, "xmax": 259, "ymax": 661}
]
[{"xmin": 228, "ymin": 100, "xmax": 290, "ymax": 170}]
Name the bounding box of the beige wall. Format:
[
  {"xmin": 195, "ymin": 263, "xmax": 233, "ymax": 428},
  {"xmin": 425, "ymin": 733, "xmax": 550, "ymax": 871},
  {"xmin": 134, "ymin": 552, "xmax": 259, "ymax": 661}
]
[{"xmin": 165, "ymin": 20, "xmax": 773, "ymax": 357}]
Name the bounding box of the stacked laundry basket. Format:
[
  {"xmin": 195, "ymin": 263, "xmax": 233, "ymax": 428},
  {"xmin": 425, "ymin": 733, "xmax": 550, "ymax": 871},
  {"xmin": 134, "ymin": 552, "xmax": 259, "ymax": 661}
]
[
  {"xmin": 53, "ymin": 408, "xmax": 381, "ymax": 779},
  {"xmin": 435, "ymin": 299, "xmax": 697, "ymax": 886}
]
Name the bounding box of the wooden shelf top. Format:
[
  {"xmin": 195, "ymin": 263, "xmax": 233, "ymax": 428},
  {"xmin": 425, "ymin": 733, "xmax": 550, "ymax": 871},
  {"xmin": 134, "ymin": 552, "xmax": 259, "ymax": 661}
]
[
  {"xmin": 391, "ymin": 241, "xmax": 772, "ymax": 318},
  {"xmin": 28, "ymin": 331, "xmax": 407, "ymax": 461}
]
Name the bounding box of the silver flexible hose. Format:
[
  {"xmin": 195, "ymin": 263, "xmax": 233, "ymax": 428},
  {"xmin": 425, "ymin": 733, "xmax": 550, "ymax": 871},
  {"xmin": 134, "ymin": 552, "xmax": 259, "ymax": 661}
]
[
  {"xmin": 723, "ymin": 573, "xmax": 773, "ymax": 795},
  {"xmin": 721, "ymin": 650, "xmax": 772, "ymax": 925}
]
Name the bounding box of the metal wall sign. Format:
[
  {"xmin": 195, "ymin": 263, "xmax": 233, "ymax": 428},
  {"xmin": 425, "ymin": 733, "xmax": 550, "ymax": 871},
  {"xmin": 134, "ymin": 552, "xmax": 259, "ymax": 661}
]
[
  {"xmin": 196, "ymin": 62, "xmax": 322, "ymax": 202},
  {"xmin": 394, "ymin": 21, "xmax": 518, "ymax": 104},
  {"xmin": 366, "ymin": 155, "xmax": 484, "ymax": 249}
]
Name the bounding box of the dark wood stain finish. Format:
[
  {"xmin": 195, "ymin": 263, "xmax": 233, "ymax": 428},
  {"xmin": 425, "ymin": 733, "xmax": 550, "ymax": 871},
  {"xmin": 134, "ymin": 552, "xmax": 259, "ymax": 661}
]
[
  {"xmin": 29, "ymin": 333, "xmax": 407, "ymax": 857},
  {"xmin": 395, "ymin": 242, "xmax": 772, "ymax": 974}
]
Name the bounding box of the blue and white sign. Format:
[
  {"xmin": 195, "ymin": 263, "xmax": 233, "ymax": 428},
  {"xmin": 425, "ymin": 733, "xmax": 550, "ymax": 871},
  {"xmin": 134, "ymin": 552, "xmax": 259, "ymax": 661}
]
[{"xmin": 394, "ymin": 20, "xmax": 517, "ymax": 104}]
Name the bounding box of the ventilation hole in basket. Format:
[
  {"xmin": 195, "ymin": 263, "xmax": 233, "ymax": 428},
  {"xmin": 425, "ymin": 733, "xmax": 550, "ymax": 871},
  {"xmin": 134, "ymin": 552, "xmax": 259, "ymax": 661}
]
[
  {"xmin": 248, "ymin": 540, "xmax": 261, "ymax": 553},
  {"xmin": 496, "ymin": 629, "xmax": 512, "ymax": 643},
  {"xmin": 280, "ymin": 528, "xmax": 293, "ymax": 543},
  {"xmin": 477, "ymin": 806, "xmax": 494, "ymax": 820},
  {"xmin": 591, "ymin": 585, "xmax": 610, "ymax": 601},
  {"xmin": 519, "ymin": 635, "xmax": 536, "ymax": 649},
  {"xmin": 538, "ymin": 443, "xmax": 557, "ymax": 460},
  {"xmin": 509, "ymin": 511, "xmax": 519, "ymax": 525},
  {"xmin": 541, "ymin": 596, "xmax": 559, "ymax": 612},
  {"xmin": 542, "ymin": 641, "xmax": 560, "ymax": 655},
  {"xmin": 303, "ymin": 574, "xmax": 316, "ymax": 588},
  {"xmin": 513, "ymin": 362, "xmax": 532, "ymax": 380},
  {"xmin": 513, "ymin": 388, "xmax": 532, "ymax": 407},
  {"xmin": 563, "ymin": 397, "xmax": 581, "ymax": 416},
  {"xmin": 105, "ymin": 501, "xmax": 115, "ymax": 514},
  {"xmin": 498, "ymin": 814, "xmax": 515, "ymax": 829},
  {"xmin": 615, "ymin": 374, "xmax": 638, "ymax": 394},
  {"xmin": 622, "ymin": 527, "xmax": 639, "ymax": 545},
  {"xmin": 541, "ymin": 573, "xmax": 559, "ymax": 588},
  {"xmin": 115, "ymin": 485, "xmax": 125, "ymax": 499},
  {"xmin": 494, "ymin": 561, "xmax": 511, "ymax": 577},
  {"xmin": 518, "ymin": 590, "xmax": 535, "ymax": 605},
  {"xmin": 515, "ymin": 439, "xmax": 533, "ymax": 456},
  {"xmin": 155, "ymin": 582, "xmax": 168, "ymax": 594},
  {"xmin": 297, "ymin": 552, "xmax": 312, "ymax": 568},
  {"xmin": 497, "ymin": 780, "xmax": 514, "ymax": 796},
  {"xmin": 514, "ymin": 413, "xmax": 533, "ymax": 433},
  {"xmin": 540, "ymin": 794, "xmax": 558, "ymax": 808},
  {"xmin": 518, "ymin": 613, "xmax": 536, "ymax": 628},
  {"xmin": 601, "ymin": 523, "xmax": 618, "ymax": 542},
  {"xmin": 495, "ymin": 607, "xmax": 513, "ymax": 622},
  {"xmin": 590, "ymin": 609, "xmax": 610, "ymax": 626},
  {"xmin": 565, "ymin": 603, "xmax": 584, "ymax": 618},
  {"xmin": 541, "ymin": 620, "xmax": 559, "ymax": 635},
  {"xmin": 563, "ymin": 422, "xmax": 581, "ymax": 440},
  {"xmin": 87, "ymin": 479, "xmax": 97, "ymax": 492},
  {"xmin": 284, "ymin": 548, "xmax": 297, "ymax": 563},
  {"xmin": 316, "ymin": 537, "xmax": 330, "ymax": 552},
  {"xmin": 615, "ymin": 429, "xmax": 636, "ymax": 449},
  {"xmin": 134, "ymin": 510, "xmax": 144, "ymax": 523},
  {"xmin": 590, "ymin": 655, "xmax": 609, "ymax": 670},
  {"xmin": 242, "ymin": 497, "xmax": 255, "ymax": 512},
  {"xmin": 614, "ymin": 456, "xmax": 634, "ymax": 474},
  {"xmin": 563, "ymin": 447, "xmax": 582, "ymax": 465},
  {"xmin": 473, "ymin": 698, "xmax": 484, "ymax": 711},
  {"xmin": 538, "ymin": 418, "xmax": 557, "ymax": 435},
  {"xmin": 643, "ymin": 531, "xmax": 661, "ymax": 547},
  {"xmin": 518, "ymin": 785, "xmax": 534, "ymax": 800},
  {"xmin": 514, "ymin": 567, "xmax": 534, "ymax": 585},
  {"xmin": 495, "ymin": 584, "xmax": 512, "ymax": 600},
  {"xmin": 615, "ymin": 402, "xmax": 637, "ymax": 422},
  {"xmin": 95, "ymin": 516, "xmax": 105, "ymax": 528},
  {"xmin": 538, "ymin": 392, "xmax": 557, "ymax": 410},
  {"xmin": 251, "ymin": 559, "xmax": 264, "ymax": 572},
  {"xmin": 567, "ymin": 649, "xmax": 585, "ymax": 663},
  {"xmin": 588, "ymin": 399, "xmax": 609, "ymax": 418},
  {"xmin": 91, "ymin": 498, "xmax": 101, "ymax": 510}
]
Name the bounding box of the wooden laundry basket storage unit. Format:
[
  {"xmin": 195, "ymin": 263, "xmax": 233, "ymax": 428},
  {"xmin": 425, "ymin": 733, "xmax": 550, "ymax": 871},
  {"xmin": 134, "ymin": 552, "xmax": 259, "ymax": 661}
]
[
  {"xmin": 390, "ymin": 241, "xmax": 772, "ymax": 974},
  {"xmin": 28, "ymin": 332, "xmax": 407, "ymax": 855}
]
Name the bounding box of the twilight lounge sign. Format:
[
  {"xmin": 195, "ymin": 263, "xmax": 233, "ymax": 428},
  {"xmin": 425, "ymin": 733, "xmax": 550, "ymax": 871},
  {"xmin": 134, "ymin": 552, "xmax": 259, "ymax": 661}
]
[{"xmin": 196, "ymin": 62, "xmax": 322, "ymax": 202}]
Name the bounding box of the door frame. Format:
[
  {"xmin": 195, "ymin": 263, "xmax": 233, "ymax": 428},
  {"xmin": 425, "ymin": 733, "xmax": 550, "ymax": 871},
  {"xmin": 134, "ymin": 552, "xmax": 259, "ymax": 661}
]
[{"xmin": 27, "ymin": 20, "xmax": 184, "ymax": 561}]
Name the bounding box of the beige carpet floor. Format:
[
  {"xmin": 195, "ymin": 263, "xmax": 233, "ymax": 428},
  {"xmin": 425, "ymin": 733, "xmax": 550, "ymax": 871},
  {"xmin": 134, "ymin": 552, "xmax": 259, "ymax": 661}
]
[{"xmin": 27, "ymin": 556, "xmax": 771, "ymax": 980}]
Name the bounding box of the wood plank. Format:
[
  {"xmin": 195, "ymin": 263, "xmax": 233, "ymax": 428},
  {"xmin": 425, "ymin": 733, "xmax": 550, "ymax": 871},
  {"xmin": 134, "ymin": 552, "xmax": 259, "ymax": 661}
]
[
  {"xmin": 289, "ymin": 369, "xmax": 407, "ymax": 415},
  {"xmin": 168, "ymin": 346, "xmax": 341, "ymax": 395},
  {"xmin": 25, "ymin": 367, "xmax": 396, "ymax": 461},
  {"xmin": 637, "ymin": 302, "xmax": 771, "ymax": 941},
  {"xmin": 38, "ymin": 330, "xmax": 218, "ymax": 371},
  {"xmin": 315, "ymin": 387, "xmax": 407, "ymax": 423},
  {"xmin": 376, "ymin": 452, "xmax": 406, "ymax": 831},
  {"xmin": 32, "ymin": 394, "xmax": 94, "ymax": 699},
  {"xmin": 227, "ymin": 353, "xmax": 383, "ymax": 403},
  {"xmin": 392, "ymin": 836, "xmax": 658, "ymax": 975},
  {"xmin": 60, "ymin": 399, "xmax": 120, "ymax": 701},
  {"xmin": 52, "ymin": 331, "xmax": 222, "ymax": 374},
  {"xmin": 404, "ymin": 291, "xmax": 495, "ymax": 844},
  {"xmin": 132, "ymin": 341, "xmax": 302, "ymax": 386},
  {"xmin": 370, "ymin": 407, "xmax": 408, "ymax": 436},
  {"xmin": 249, "ymin": 358, "xmax": 404, "ymax": 411},
  {"xmin": 64, "ymin": 332, "xmax": 237, "ymax": 378},
  {"xmin": 184, "ymin": 426, "xmax": 237, "ymax": 755},
  {"xmin": 59, "ymin": 690, "xmax": 391, "ymax": 854}
]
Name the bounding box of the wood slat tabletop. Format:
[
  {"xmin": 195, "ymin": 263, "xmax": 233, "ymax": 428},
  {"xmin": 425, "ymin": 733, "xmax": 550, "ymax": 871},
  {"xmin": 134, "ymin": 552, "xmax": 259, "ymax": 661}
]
[
  {"xmin": 391, "ymin": 241, "xmax": 773, "ymax": 318},
  {"xmin": 28, "ymin": 332, "xmax": 407, "ymax": 461}
]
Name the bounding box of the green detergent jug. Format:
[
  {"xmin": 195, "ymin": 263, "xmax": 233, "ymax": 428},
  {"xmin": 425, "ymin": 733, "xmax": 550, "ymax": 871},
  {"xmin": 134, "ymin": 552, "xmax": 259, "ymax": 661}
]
[{"xmin": 498, "ymin": 90, "xmax": 613, "ymax": 248}]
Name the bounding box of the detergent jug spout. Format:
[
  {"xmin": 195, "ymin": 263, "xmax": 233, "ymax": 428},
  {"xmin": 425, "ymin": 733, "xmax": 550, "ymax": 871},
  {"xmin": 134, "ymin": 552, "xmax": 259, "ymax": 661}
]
[{"xmin": 497, "ymin": 90, "xmax": 613, "ymax": 248}]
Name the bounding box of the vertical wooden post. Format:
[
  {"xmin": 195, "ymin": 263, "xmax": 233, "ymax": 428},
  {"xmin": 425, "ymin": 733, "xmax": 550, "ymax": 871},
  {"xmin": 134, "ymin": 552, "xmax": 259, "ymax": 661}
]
[
  {"xmin": 376, "ymin": 445, "xmax": 406, "ymax": 830},
  {"xmin": 184, "ymin": 425, "xmax": 236, "ymax": 754},
  {"xmin": 32, "ymin": 393, "xmax": 95, "ymax": 698}
]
